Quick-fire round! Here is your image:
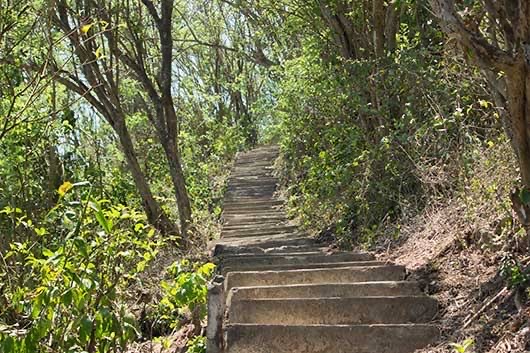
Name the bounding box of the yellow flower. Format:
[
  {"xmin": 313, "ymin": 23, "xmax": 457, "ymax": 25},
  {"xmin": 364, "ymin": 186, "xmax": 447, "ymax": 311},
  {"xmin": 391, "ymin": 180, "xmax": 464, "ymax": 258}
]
[
  {"xmin": 58, "ymin": 181, "xmax": 74, "ymax": 197},
  {"xmin": 80, "ymin": 23, "xmax": 94, "ymax": 35}
]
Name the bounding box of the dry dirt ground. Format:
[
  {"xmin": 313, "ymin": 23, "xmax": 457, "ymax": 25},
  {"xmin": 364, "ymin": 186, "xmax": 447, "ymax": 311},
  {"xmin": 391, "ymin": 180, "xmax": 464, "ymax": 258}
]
[{"xmin": 377, "ymin": 200, "xmax": 530, "ymax": 353}]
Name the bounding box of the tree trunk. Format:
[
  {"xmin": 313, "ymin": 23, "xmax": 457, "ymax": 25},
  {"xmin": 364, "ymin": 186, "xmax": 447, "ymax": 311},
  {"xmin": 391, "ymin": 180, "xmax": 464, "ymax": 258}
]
[
  {"xmin": 384, "ymin": 2, "xmax": 401, "ymax": 53},
  {"xmin": 114, "ymin": 118, "xmax": 177, "ymax": 234},
  {"xmin": 46, "ymin": 144, "xmax": 63, "ymax": 206},
  {"xmin": 162, "ymin": 140, "xmax": 193, "ymax": 237},
  {"xmin": 505, "ymin": 63, "xmax": 530, "ymax": 188},
  {"xmin": 373, "ymin": 0, "xmax": 386, "ymax": 58}
]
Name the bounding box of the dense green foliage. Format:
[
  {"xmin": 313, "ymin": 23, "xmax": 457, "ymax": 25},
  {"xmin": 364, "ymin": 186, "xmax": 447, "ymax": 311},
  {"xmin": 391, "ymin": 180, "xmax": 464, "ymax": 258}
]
[
  {"xmin": 257, "ymin": 1, "xmax": 500, "ymax": 247},
  {"xmin": 1, "ymin": 0, "xmax": 529, "ymax": 351}
]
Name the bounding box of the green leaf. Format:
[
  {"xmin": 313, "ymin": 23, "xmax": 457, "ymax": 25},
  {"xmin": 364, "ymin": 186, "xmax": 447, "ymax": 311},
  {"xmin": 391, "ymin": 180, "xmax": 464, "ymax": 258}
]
[
  {"xmin": 520, "ymin": 189, "xmax": 530, "ymax": 205},
  {"xmin": 79, "ymin": 316, "xmax": 93, "ymax": 344},
  {"xmin": 42, "ymin": 248, "xmax": 54, "ymax": 258},
  {"xmin": 95, "ymin": 209, "xmax": 111, "ymax": 233},
  {"xmin": 74, "ymin": 237, "xmax": 89, "ymax": 258}
]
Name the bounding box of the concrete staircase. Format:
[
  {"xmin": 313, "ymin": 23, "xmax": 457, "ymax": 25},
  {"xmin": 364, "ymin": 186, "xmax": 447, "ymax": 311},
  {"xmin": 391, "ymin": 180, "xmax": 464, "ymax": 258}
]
[{"xmin": 206, "ymin": 145, "xmax": 439, "ymax": 353}]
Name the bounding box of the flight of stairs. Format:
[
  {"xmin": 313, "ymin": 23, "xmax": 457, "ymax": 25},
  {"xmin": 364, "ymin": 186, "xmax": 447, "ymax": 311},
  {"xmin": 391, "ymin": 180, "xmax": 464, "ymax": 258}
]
[{"xmin": 206, "ymin": 145, "xmax": 439, "ymax": 353}]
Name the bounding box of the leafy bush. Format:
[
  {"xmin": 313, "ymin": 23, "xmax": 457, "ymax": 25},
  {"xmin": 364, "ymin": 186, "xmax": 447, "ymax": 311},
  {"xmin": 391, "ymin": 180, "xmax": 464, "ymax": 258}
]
[
  {"xmin": 273, "ymin": 20, "xmax": 496, "ymax": 248},
  {"xmin": 158, "ymin": 261, "xmax": 216, "ymax": 330},
  {"xmin": 0, "ymin": 182, "xmax": 163, "ymax": 353},
  {"xmin": 186, "ymin": 335, "xmax": 207, "ymax": 353},
  {"xmin": 450, "ymin": 338, "xmax": 475, "ymax": 353}
]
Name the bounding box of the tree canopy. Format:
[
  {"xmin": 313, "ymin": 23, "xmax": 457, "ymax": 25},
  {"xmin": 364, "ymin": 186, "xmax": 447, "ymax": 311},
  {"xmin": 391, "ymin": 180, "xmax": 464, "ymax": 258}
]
[{"xmin": 1, "ymin": 0, "xmax": 530, "ymax": 352}]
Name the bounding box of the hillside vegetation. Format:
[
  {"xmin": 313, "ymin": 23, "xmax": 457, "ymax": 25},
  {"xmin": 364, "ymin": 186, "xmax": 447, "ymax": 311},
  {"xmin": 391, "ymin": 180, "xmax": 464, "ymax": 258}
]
[{"xmin": 1, "ymin": 0, "xmax": 529, "ymax": 352}]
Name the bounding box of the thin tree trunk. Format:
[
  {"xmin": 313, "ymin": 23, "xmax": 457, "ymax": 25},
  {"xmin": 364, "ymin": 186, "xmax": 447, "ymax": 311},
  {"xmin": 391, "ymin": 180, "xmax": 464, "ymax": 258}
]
[
  {"xmin": 114, "ymin": 118, "xmax": 177, "ymax": 234},
  {"xmin": 384, "ymin": 2, "xmax": 401, "ymax": 53},
  {"xmin": 162, "ymin": 141, "xmax": 193, "ymax": 236},
  {"xmin": 373, "ymin": 0, "xmax": 386, "ymax": 58},
  {"xmin": 506, "ymin": 64, "xmax": 530, "ymax": 188}
]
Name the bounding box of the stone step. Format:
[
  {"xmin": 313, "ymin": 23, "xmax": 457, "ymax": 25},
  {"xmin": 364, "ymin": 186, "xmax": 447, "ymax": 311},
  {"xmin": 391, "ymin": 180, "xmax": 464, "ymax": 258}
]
[
  {"xmin": 219, "ymin": 252, "xmax": 376, "ymax": 268},
  {"xmin": 226, "ymin": 186, "xmax": 278, "ymax": 192},
  {"xmin": 225, "ymin": 265, "xmax": 406, "ymax": 291},
  {"xmin": 222, "ymin": 222, "xmax": 291, "ymax": 232},
  {"xmin": 227, "ymin": 296, "xmax": 438, "ymax": 325},
  {"xmin": 231, "ymin": 168, "xmax": 275, "ymax": 173},
  {"xmin": 223, "ymin": 215, "xmax": 288, "ymax": 223},
  {"xmin": 229, "ymin": 174, "xmax": 275, "ymax": 179},
  {"xmin": 221, "ymin": 261, "xmax": 385, "ymax": 274},
  {"xmin": 224, "ymin": 324, "xmax": 439, "ymax": 353},
  {"xmin": 212, "ymin": 243, "xmax": 322, "ymax": 256},
  {"xmin": 224, "ymin": 192, "xmax": 277, "ymax": 198},
  {"xmin": 229, "ymin": 174, "xmax": 277, "ymax": 178},
  {"xmin": 228, "ymin": 178, "xmax": 278, "ymax": 184},
  {"xmin": 227, "ymin": 177, "xmax": 278, "ymax": 188},
  {"xmin": 223, "ymin": 212, "xmax": 286, "ymax": 219},
  {"xmin": 223, "ymin": 218, "xmax": 289, "ymax": 226},
  {"xmin": 222, "ymin": 207, "xmax": 284, "ymax": 214},
  {"xmin": 224, "ymin": 195, "xmax": 277, "ymax": 201},
  {"xmin": 222, "ymin": 217, "xmax": 288, "ymax": 225},
  {"xmin": 223, "ymin": 200, "xmax": 283, "ymax": 209},
  {"xmin": 227, "ymin": 281, "xmax": 423, "ymax": 301},
  {"xmin": 222, "ymin": 225, "xmax": 299, "ymax": 238},
  {"xmin": 212, "ymin": 234, "xmax": 312, "ymax": 249}
]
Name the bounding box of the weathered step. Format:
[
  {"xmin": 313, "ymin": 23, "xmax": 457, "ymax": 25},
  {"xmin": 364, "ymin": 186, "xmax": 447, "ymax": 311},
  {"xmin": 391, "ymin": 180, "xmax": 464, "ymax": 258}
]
[
  {"xmin": 223, "ymin": 199, "xmax": 283, "ymax": 206},
  {"xmin": 219, "ymin": 252, "xmax": 376, "ymax": 268},
  {"xmin": 212, "ymin": 243, "xmax": 323, "ymax": 256},
  {"xmin": 222, "ymin": 208, "xmax": 285, "ymax": 215},
  {"xmin": 228, "ymin": 296, "xmax": 438, "ymax": 325},
  {"xmin": 212, "ymin": 234, "xmax": 312, "ymax": 249},
  {"xmin": 222, "ymin": 226, "xmax": 299, "ymax": 238},
  {"xmin": 223, "ymin": 217, "xmax": 288, "ymax": 226},
  {"xmin": 225, "ymin": 185, "xmax": 276, "ymax": 194},
  {"xmin": 232, "ymin": 173, "xmax": 274, "ymax": 180},
  {"xmin": 223, "ymin": 208, "xmax": 286, "ymax": 216},
  {"xmin": 231, "ymin": 168, "xmax": 274, "ymax": 173},
  {"xmin": 223, "ymin": 200, "xmax": 283, "ymax": 209},
  {"xmin": 222, "ymin": 212, "xmax": 287, "ymax": 220},
  {"xmin": 226, "ymin": 185, "xmax": 278, "ymax": 191},
  {"xmin": 222, "ymin": 222, "xmax": 291, "ymax": 232},
  {"xmin": 224, "ymin": 324, "xmax": 440, "ymax": 353},
  {"xmin": 221, "ymin": 261, "xmax": 385, "ymax": 274},
  {"xmin": 228, "ymin": 179, "xmax": 278, "ymax": 185},
  {"xmin": 224, "ymin": 195, "xmax": 275, "ymax": 207},
  {"xmin": 225, "ymin": 265, "xmax": 406, "ymax": 291},
  {"xmin": 223, "ymin": 219, "xmax": 289, "ymax": 227},
  {"xmin": 226, "ymin": 186, "xmax": 277, "ymax": 192},
  {"xmin": 227, "ymin": 281, "xmax": 423, "ymax": 301}
]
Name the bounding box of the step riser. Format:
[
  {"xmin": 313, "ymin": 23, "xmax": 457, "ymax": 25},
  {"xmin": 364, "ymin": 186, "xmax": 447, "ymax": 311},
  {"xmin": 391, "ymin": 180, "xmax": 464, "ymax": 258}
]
[
  {"xmin": 222, "ymin": 229, "xmax": 299, "ymax": 238},
  {"xmin": 223, "ymin": 223, "xmax": 290, "ymax": 231},
  {"xmin": 227, "ymin": 282, "xmax": 423, "ymax": 301},
  {"xmin": 228, "ymin": 297, "xmax": 438, "ymax": 325},
  {"xmin": 223, "ymin": 207, "xmax": 286, "ymax": 217},
  {"xmin": 213, "ymin": 235, "xmax": 312, "ymax": 249},
  {"xmin": 225, "ymin": 325, "xmax": 440, "ymax": 353},
  {"xmin": 221, "ymin": 261, "xmax": 385, "ymax": 274},
  {"xmin": 223, "ymin": 202, "xmax": 283, "ymax": 209},
  {"xmin": 225, "ymin": 266, "xmax": 405, "ymax": 291},
  {"xmin": 212, "ymin": 241, "xmax": 318, "ymax": 256},
  {"xmin": 224, "ymin": 216, "xmax": 287, "ymax": 222},
  {"xmin": 219, "ymin": 253, "xmax": 376, "ymax": 268}
]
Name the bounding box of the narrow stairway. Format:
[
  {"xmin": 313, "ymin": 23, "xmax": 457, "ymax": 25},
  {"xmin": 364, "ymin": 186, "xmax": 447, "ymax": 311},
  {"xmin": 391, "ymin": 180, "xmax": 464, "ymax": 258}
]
[{"xmin": 206, "ymin": 145, "xmax": 439, "ymax": 353}]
